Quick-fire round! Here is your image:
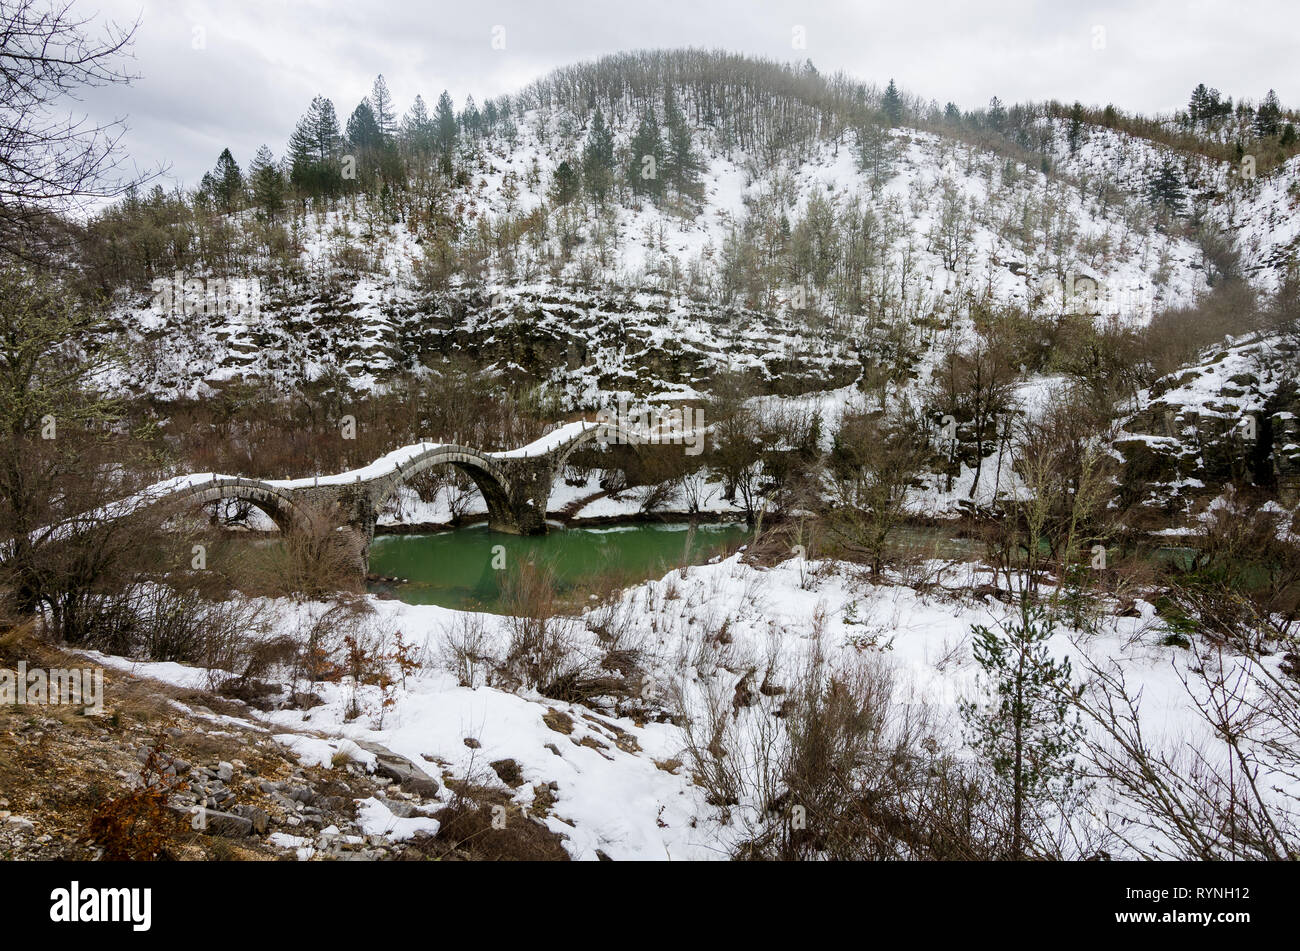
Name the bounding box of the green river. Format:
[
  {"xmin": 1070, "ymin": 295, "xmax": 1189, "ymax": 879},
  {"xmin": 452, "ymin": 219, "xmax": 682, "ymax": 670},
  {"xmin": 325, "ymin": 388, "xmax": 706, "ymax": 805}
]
[{"xmin": 367, "ymin": 522, "xmax": 751, "ymax": 611}]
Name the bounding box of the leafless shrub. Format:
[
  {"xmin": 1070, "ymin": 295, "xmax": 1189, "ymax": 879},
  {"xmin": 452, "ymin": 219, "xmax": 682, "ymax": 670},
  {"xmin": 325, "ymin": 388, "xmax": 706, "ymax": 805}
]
[
  {"xmin": 1160, "ymin": 490, "xmax": 1300, "ymax": 649},
  {"xmin": 241, "ymin": 503, "xmax": 363, "ymax": 600},
  {"xmin": 498, "ymin": 560, "xmax": 614, "ymax": 703},
  {"xmin": 1076, "ymin": 641, "xmax": 1300, "ymax": 860},
  {"xmin": 440, "ymin": 611, "xmax": 494, "ymax": 688}
]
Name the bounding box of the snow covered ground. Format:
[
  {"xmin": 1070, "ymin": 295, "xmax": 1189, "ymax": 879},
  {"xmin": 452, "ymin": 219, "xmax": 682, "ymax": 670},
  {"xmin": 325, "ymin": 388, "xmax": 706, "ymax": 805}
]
[{"xmin": 80, "ymin": 552, "xmax": 1296, "ymax": 860}]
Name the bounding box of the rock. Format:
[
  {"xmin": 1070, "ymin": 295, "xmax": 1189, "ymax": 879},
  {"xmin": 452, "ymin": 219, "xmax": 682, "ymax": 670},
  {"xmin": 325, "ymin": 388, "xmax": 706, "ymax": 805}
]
[
  {"xmin": 200, "ymin": 809, "xmax": 253, "ymax": 838},
  {"xmin": 290, "ymin": 691, "xmax": 324, "ymax": 710},
  {"xmin": 379, "ymin": 797, "xmax": 418, "ymax": 819},
  {"xmin": 490, "ymin": 758, "xmax": 525, "ymax": 787},
  {"xmin": 355, "ymin": 741, "xmax": 441, "ymax": 797},
  {"xmin": 232, "ymin": 805, "xmax": 270, "ymax": 835},
  {"xmin": 271, "ymin": 792, "xmax": 300, "ymax": 812},
  {"xmin": 542, "ymin": 708, "xmax": 574, "ymax": 735},
  {"xmin": 5, "ymin": 816, "xmax": 35, "ymax": 833},
  {"xmin": 217, "ymin": 761, "xmax": 234, "ymax": 783}
]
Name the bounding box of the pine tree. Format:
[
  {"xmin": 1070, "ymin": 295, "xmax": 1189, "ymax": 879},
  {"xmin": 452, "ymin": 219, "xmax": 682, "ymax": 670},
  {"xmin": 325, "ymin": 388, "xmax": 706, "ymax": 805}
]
[
  {"xmin": 343, "ymin": 100, "xmax": 383, "ymax": 188},
  {"xmin": 1066, "ymin": 102, "xmax": 1085, "ymax": 155},
  {"xmin": 207, "ymin": 148, "xmax": 242, "ymax": 212},
  {"xmin": 368, "ymin": 74, "xmax": 396, "ymax": 141},
  {"xmin": 582, "ymin": 107, "xmax": 615, "ymax": 204},
  {"xmin": 1255, "ymin": 89, "xmax": 1282, "ymax": 138},
  {"xmin": 434, "ymin": 90, "xmax": 458, "ymax": 173},
  {"xmin": 346, "ymin": 100, "xmax": 382, "ymax": 153},
  {"xmin": 855, "ymin": 123, "xmax": 896, "ymax": 189},
  {"xmin": 549, "ymin": 160, "xmax": 580, "ymax": 206},
  {"xmin": 626, "ymin": 106, "xmax": 664, "ymax": 199},
  {"xmin": 402, "ymin": 95, "xmax": 434, "ymax": 155},
  {"xmin": 287, "ymin": 95, "xmax": 342, "ymax": 201},
  {"xmin": 1188, "ymin": 83, "xmax": 1211, "ymax": 129},
  {"xmin": 461, "ymin": 94, "xmax": 481, "ymax": 138},
  {"xmin": 248, "ymin": 144, "xmax": 284, "ymax": 220},
  {"xmin": 663, "ymin": 91, "xmax": 704, "ymax": 203},
  {"xmin": 1147, "ymin": 158, "xmax": 1185, "ymax": 211},
  {"xmin": 960, "ymin": 604, "xmax": 1083, "ymax": 859},
  {"xmin": 881, "ymin": 78, "xmax": 904, "ymax": 126},
  {"xmin": 987, "ymin": 95, "xmax": 1007, "ymax": 132}
]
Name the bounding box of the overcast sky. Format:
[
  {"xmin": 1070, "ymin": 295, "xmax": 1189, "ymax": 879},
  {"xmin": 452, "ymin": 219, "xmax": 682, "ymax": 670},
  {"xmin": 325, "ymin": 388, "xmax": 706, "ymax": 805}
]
[{"xmin": 78, "ymin": 0, "xmax": 1299, "ymax": 189}]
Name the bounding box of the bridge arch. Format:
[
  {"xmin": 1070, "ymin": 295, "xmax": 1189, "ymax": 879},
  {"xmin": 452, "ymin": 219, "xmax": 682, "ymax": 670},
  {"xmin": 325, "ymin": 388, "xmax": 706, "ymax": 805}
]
[
  {"xmin": 162, "ymin": 477, "xmax": 315, "ymax": 533},
  {"xmin": 371, "ymin": 445, "xmax": 515, "ymax": 528},
  {"xmin": 549, "ymin": 422, "xmax": 647, "ymax": 476}
]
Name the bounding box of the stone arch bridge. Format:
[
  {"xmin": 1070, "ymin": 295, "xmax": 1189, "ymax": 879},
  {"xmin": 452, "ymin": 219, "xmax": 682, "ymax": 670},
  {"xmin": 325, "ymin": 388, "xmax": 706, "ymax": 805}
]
[{"xmin": 115, "ymin": 421, "xmax": 648, "ymax": 555}]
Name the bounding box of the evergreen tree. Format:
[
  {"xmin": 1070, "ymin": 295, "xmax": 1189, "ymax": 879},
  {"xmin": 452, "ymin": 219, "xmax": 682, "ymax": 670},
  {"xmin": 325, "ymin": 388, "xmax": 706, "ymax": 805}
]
[
  {"xmin": 1188, "ymin": 83, "xmax": 1218, "ymax": 130},
  {"xmin": 663, "ymin": 91, "xmax": 704, "ymax": 203},
  {"xmin": 881, "ymin": 78, "xmax": 904, "ymax": 126},
  {"xmin": 287, "ymin": 95, "xmax": 343, "ymax": 201},
  {"xmin": 943, "ymin": 101, "xmax": 961, "ymax": 123},
  {"xmin": 582, "ymin": 107, "xmax": 615, "ymax": 204},
  {"xmin": 549, "ymin": 160, "xmax": 580, "ymax": 206},
  {"xmin": 855, "ymin": 123, "xmax": 897, "ymax": 188},
  {"xmin": 987, "ymin": 95, "xmax": 1007, "ymax": 132},
  {"xmin": 344, "ymin": 100, "xmax": 384, "ymax": 187},
  {"xmin": 368, "ymin": 74, "xmax": 397, "ymax": 141},
  {"xmin": 1066, "ymin": 101, "xmax": 1085, "ymax": 156},
  {"xmin": 434, "ymin": 90, "xmax": 458, "ymax": 173},
  {"xmin": 461, "ymin": 94, "xmax": 481, "ymax": 138},
  {"xmin": 1255, "ymin": 89, "xmax": 1282, "ymax": 138},
  {"xmin": 207, "ymin": 148, "xmax": 242, "ymax": 212},
  {"xmin": 626, "ymin": 106, "xmax": 664, "ymax": 199},
  {"xmin": 1147, "ymin": 158, "xmax": 1185, "ymax": 211},
  {"xmin": 960, "ymin": 604, "xmax": 1083, "ymax": 859},
  {"xmin": 248, "ymin": 144, "xmax": 284, "ymax": 220},
  {"xmin": 346, "ymin": 99, "xmax": 382, "ymax": 153},
  {"xmin": 402, "ymin": 95, "xmax": 434, "ymax": 155}
]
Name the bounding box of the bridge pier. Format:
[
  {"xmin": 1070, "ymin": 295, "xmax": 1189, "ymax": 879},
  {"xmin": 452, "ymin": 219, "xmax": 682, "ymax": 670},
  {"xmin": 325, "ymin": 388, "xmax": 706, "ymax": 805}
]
[{"xmin": 492, "ymin": 457, "xmax": 555, "ymax": 535}]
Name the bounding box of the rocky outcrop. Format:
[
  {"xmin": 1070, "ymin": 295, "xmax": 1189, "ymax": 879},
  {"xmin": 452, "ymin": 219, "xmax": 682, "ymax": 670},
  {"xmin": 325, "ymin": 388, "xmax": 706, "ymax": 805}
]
[{"xmin": 1117, "ymin": 333, "xmax": 1300, "ymax": 513}]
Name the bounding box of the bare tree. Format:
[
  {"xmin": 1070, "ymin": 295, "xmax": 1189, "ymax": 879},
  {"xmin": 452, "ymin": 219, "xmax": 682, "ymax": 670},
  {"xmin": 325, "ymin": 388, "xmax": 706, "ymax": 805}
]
[
  {"xmin": 826, "ymin": 400, "xmax": 929, "ymax": 575},
  {"xmin": 0, "ymin": 0, "xmax": 153, "ymax": 257}
]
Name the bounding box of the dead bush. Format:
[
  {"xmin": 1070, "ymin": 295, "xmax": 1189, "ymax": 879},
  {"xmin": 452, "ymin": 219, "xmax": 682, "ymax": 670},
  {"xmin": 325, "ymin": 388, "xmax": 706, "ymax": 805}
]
[
  {"xmin": 498, "ymin": 560, "xmax": 615, "ymax": 703},
  {"xmin": 86, "ymin": 733, "xmax": 186, "ymax": 861},
  {"xmin": 439, "ymin": 611, "xmax": 494, "ymax": 688},
  {"xmin": 239, "ymin": 504, "xmax": 363, "ymax": 600}
]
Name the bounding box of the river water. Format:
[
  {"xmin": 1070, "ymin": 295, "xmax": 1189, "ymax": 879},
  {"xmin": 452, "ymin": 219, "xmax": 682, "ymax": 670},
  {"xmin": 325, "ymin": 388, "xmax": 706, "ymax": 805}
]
[{"xmin": 367, "ymin": 522, "xmax": 750, "ymax": 611}]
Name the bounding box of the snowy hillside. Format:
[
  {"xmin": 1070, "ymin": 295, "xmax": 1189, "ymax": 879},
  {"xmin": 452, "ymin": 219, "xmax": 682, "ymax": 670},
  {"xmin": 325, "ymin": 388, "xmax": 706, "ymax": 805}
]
[{"xmin": 101, "ymin": 99, "xmax": 1258, "ymax": 408}]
